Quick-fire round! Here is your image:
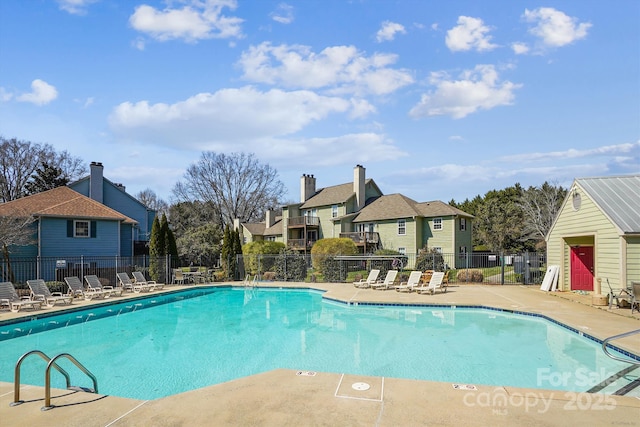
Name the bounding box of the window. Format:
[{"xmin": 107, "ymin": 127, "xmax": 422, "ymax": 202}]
[
  {"xmin": 432, "ymin": 247, "xmax": 442, "ymax": 254},
  {"xmin": 398, "ymin": 247, "xmax": 406, "ymax": 255},
  {"xmin": 433, "ymin": 218, "xmax": 442, "ymax": 230},
  {"xmin": 459, "ymin": 245, "xmax": 467, "ymax": 259},
  {"xmin": 331, "ymin": 205, "xmax": 338, "ymax": 218},
  {"xmin": 266, "ymin": 236, "xmax": 276, "ymax": 242},
  {"xmin": 74, "ymin": 220, "xmax": 90, "ymax": 237},
  {"xmin": 460, "ymin": 218, "xmax": 467, "ymax": 231},
  {"xmin": 397, "ymin": 219, "xmax": 406, "ymax": 235}
]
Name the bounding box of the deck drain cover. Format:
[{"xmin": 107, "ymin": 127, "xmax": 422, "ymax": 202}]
[
  {"xmin": 352, "ymin": 382, "xmax": 370, "ymax": 391},
  {"xmin": 296, "ymin": 371, "xmax": 316, "ymax": 376}
]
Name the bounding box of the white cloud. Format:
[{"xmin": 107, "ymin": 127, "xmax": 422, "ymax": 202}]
[
  {"xmin": 499, "ymin": 141, "xmax": 640, "ymax": 163},
  {"xmin": 238, "ymin": 42, "xmax": 414, "ymax": 96},
  {"xmin": 445, "ymin": 16, "xmax": 498, "ymax": 52},
  {"xmin": 523, "ymin": 7, "xmax": 591, "ymax": 48},
  {"xmin": 56, "ymin": 0, "xmax": 98, "ymax": 15},
  {"xmin": 16, "ymin": 79, "xmax": 58, "ymax": 106},
  {"xmin": 376, "ymin": 21, "xmax": 406, "ymax": 42},
  {"xmin": 270, "ymin": 3, "xmax": 294, "ymax": 24},
  {"xmin": 129, "ymin": 0, "xmax": 243, "ymax": 43},
  {"xmin": 409, "ymin": 65, "xmax": 521, "ymax": 119},
  {"xmin": 511, "ymin": 42, "xmax": 529, "ymax": 55},
  {"xmin": 108, "ymin": 86, "xmax": 358, "ymax": 146}
]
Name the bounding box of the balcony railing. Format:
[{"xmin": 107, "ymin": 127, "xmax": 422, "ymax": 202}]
[
  {"xmin": 288, "ymin": 216, "xmax": 320, "ymax": 227},
  {"xmin": 340, "ymin": 232, "xmax": 380, "ymax": 245},
  {"xmin": 287, "ymin": 239, "xmax": 316, "ymax": 249}
]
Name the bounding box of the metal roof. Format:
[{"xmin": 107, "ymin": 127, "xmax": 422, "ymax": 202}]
[{"xmin": 576, "ymin": 175, "xmax": 640, "ymax": 234}]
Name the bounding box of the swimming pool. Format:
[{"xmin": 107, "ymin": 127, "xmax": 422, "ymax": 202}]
[{"xmin": 1, "ymin": 287, "xmax": 637, "ymax": 400}]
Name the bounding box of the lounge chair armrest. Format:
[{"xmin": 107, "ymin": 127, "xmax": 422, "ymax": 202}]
[{"xmin": 51, "ymin": 292, "xmax": 63, "ymax": 297}]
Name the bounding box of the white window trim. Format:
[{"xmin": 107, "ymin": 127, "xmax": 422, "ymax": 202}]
[
  {"xmin": 460, "ymin": 218, "xmax": 467, "ymax": 231},
  {"xmin": 74, "ymin": 220, "xmax": 90, "ymax": 238},
  {"xmin": 397, "ymin": 219, "xmax": 406, "ymax": 235},
  {"xmin": 433, "ymin": 218, "xmax": 443, "ymax": 231},
  {"xmin": 331, "ymin": 205, "xmax": 338, "ymax": 218}
]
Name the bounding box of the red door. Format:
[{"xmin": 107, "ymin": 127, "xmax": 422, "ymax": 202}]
[{"xmin": 570, "ymin": 246, "xmax": 594, "ymax": 291}]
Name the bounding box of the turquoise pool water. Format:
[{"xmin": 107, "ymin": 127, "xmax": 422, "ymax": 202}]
[{"xmin": 0, "ymin": 287, "xmax": 635, "ymax": 400}]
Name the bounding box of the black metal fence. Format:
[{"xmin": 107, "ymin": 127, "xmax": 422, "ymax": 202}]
[
  {"xmin": 236, "ymin": 251, "xmax": 546, "ymax": 285},
  {"xmin": 2, "ymin": 251, "xmax": 545, "ymax": 292}
]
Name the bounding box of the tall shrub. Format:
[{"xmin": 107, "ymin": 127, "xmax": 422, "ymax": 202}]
[
  {"xmin": 310, "ymin": 238, "xmax": 357, "ymax": 280},
  {"xmin": 242, "ymin": 241, "xmax": 285, "ymax": 275},
  {"xmin": 221, "ymin": 225, "xmax": 232, "ymax": 279},
  {"xmin": 149, "ymin": 216, "xmax": 162, "ymax": 281}
]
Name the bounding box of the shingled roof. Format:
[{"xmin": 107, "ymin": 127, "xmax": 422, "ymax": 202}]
[
  {"xmin": 0, "ymin": 186, "xmax": 137, "ymax": 224},
  {"xmin": 300, "ymin": 179, "xmax": 374, "ymax": 209},
  {"xmin": 353, "ymin": 194, "xmax": 474, "ymax": 222},
  {"xmin": 242, "ymin": 216, "xmax": 283, "ymax": 237}
]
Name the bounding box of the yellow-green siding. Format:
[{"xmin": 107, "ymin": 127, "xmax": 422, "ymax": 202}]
[{"xmin": 547, "ymin": 183, "xmax": 628, "ymax": 292}]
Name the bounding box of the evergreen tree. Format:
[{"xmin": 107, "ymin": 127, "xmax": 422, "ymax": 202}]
[
  {"xmin": 149, "ymin": 216, "xmax": 162, "ymax": 281},
  {"xmin": 221, "ymin": 224, "xmax": 231, "ymax": 279},
  {"xmin": 24, "ymin": 162, "xmax": 68, "ymax": 195}
]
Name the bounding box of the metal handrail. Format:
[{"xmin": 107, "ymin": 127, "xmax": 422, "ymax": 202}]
[
  {"xmin": 43, "ymin": 353, "xmax": 99, "ymax": 411},
  {"xmin": 602, "ymin": 328, "xmax": 640, "ymax": 365},
  {"xmin": 12, "ymin": 350, "xmax": 72, "ymax": 406}
]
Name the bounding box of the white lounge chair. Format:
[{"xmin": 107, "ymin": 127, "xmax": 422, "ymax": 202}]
[
  {"xmin": 27, "ymin": 279, "xmax": 73, "ymax": 307},
  {"xmin": 394, "ymin": 271, "xmax": 422, "ymax": 292},
  {"xmin": 133, "ymin": 271, "xmax": 163, "ymax": 290},
  {"xmin": 117, "ymin": 272, "xmax": 151, "ymax": 293},
  {"xmin": 353, "ymin": 269, "xmax": 380, "ymax": 288},
  {"xmin": 0, "ymin": 281, "xmax": 43, "ymax": 312},
  {"xmin": 416, "ymin": 272, "xmax": 447, "ymax": 294},
  {"xmin": 64, "ymin": 276, "xmax": 105, "ymax": 300},
  {"xmin": 371, "ymin": 270, "xmax": 398, "ymax": 290},
  {"xmin": 85, "ymin": 275, "xmax": 122, "ymax": 297}
]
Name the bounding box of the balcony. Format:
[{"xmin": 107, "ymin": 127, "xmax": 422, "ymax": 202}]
[
  {"xmin": 340, "ymin": 232, "xmax": 380, "ymax": 246},
  {"xmin": 288, "ymin": 216, "xmax": 320, "ymax": 228},
  {"xmin": 287, "ymin": 239, "xmax": 317, "ymax": 250}
]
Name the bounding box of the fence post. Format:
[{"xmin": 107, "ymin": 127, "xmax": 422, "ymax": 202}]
[{"xmin": 500, "ymin": 251, "xmax": 505, "ymax": 285}]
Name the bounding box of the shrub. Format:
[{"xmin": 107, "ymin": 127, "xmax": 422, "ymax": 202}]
[
  {"xmin": 322, "ymin": 257, "xmax": 347, "ymax": 282},
  {"xmin": 263, "ymin": 271, "xmax": 276, "ymax": 281},
  {"xmin": 457, "ymin": 269, "xmax": 484, "ymax": 282},
  {"xmin": 273, "ymin": 249, "xmax": 307, "ymax": 281},
  {"xmin": 243, "ymin": 241, "xmax": 286, "ymax": 275},
  {"xmin": 415, "ymin": 247, "xmax": 446, "ymax": 272},
  {"xmin": 310, "ymin": 238, "xmax": 357, "ymax": 274}
]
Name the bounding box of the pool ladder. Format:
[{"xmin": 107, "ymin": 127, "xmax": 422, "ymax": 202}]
[
  {"xmin": 598, "ymin": 328, "xmax": 640, "ymax": 396},
  {"xmin": 11, "ymin": 350, "xmax": 98, "ymax": 411}
]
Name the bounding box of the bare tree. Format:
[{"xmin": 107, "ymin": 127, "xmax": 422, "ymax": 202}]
[
  {"xmin": 0, "ymin": 212, "xmax": 36, "ymax": 281},
  {"xmin": 0, "ymin": 136, "xmax": 87, "ymax": 201},
  {"xmin": 135, "ymin": 188, "xmax": 169, "ymax": 216},
  {"xmin": 518, "ymin": 182, "xmax": 567, "ymax": 246},
  {"xmin": 172, "ymin": 152, "xmax": 286, "ymax": 225}
]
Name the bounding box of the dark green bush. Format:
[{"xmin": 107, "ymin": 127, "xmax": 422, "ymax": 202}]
[
  {"xmin": 415, "ymin": 247, "xmax": 446, "ymax": 272},
  {"xmin": 273, "ymin": 249, "xmax": 307, "ymax": 281}
]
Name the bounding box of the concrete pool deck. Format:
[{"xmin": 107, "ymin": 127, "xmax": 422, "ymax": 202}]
[{"xmin": 1, "ymin": 282, "xmax": 639, "ymax": 426}]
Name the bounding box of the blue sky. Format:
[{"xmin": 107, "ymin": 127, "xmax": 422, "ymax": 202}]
[{"xmin": 1, "ymin": 0, "xmax": 638, "ymax": 205}]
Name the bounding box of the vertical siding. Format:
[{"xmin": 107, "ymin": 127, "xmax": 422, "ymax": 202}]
[
  {"xmin": 547, "ymin": 184, "xmax": 622, "ymax": 291},
  {"xmin": 40, "ymin": 217, "xmax": 120, "ymax": 257},
  {"xmin": 120, "ymin": 223, "xmax": 133, "ymax": 257}
]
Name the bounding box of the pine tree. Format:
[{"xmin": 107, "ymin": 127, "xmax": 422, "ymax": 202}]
[
  {"xmin": 221, "ymin": 224, "xmax": 231, "ymax": 279},
  {"xmin": 149, "ymin": 216, "xmax": 162, "ymax": 281}
]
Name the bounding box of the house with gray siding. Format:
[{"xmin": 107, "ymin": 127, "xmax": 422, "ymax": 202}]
[{"xmin": 546, "ymin": 175, "xmax": 640, "ymax": 294}]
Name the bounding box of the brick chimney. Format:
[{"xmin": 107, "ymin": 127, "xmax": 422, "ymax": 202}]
[
  {"xmin": 300, "ymin": 173, "xmax": 316, "ymax": 202},
  {"xmin": 354, "ymin": 164, "xmax": 365, "ymax": 210},
  {"xmin": 89, "ymin": 162, "xmax": 104, "ymax": 203}
]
